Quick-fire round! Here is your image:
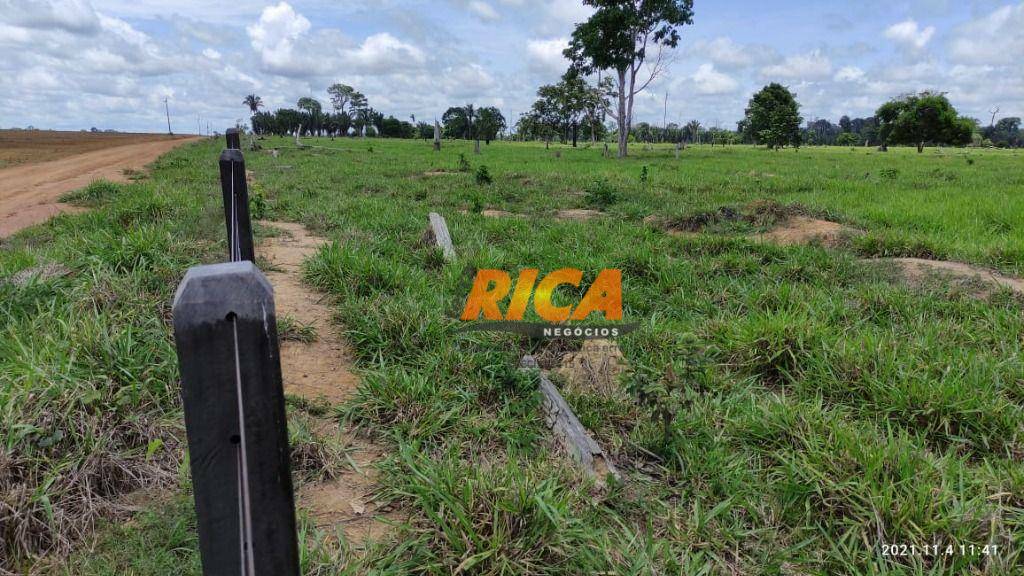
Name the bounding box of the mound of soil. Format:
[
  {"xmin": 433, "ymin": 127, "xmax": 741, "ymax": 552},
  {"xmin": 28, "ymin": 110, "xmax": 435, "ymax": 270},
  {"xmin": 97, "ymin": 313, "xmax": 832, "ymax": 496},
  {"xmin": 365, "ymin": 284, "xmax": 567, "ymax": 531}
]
[
  {"xmin": 755, "ymin": 216, "xmax": 861, "ymax": 247},
  {"xmin": 554, "ymin": 339, "xmax": 627, "ymax": 399}
]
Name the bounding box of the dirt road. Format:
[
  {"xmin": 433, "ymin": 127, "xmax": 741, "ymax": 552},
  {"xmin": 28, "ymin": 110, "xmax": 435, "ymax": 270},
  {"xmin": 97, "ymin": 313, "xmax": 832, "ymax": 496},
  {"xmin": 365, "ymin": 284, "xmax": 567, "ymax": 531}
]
[{"xmin": 0, "ymin": 136, "xmax": 201, "ymax": 238}]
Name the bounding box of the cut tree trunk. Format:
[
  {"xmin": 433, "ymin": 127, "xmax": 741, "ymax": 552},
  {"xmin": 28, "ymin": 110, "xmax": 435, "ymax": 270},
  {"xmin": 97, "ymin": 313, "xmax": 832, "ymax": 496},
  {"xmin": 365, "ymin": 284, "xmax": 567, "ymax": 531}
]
[{"xmin": 616, "ymin": 68, "xmax": 629, "ymax": 158}]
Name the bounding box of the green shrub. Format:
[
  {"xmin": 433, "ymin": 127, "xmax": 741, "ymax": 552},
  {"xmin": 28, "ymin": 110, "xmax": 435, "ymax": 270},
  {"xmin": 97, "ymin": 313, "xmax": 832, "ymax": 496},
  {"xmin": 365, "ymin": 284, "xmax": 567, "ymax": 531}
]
[
  {"xmin": 584, "ymin": 178, "xmax": 619, "ymax": 208},
  {"xmin": 475, "ymin": 165, "xmax": 493, "ymax": 185}
]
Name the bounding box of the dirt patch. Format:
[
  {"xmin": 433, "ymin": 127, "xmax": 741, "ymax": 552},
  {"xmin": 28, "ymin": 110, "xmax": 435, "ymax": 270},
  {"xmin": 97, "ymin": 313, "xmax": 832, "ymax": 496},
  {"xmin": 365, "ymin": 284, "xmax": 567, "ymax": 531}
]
[
  {"xmin": 422, "ymin": 169, "xmax": 454, "ymax": 176},
  {"xmin": 0, "ymin": 136, "xmax": 201, "ymax": 238},
  {"xmin": 554, "ymin": 340, "xmax": 627, "ymax": 399},
  {"xmin": 872, "ymin": 257, "xmax": 1024, "ymax": 296},
  {"xmin": 556, "ymin": 209, "xmax": 602, "ymax": 221},
  {"xmin": 259, "ymin": 220, "xmax": 396, "ymax": 547},
  {"xmin": 481, "ymin": 209, "xmax": 519, "ymax": 218},
  {"xmin": 754, "ymin": 216, "xmax": 861, "ymax": 247},
  {"xmin": 2, "ymin": 262, "xmax": 71, "ymax": 287},
  {"xmin": 0, "ymin": 129, "xmax": 192, "ymax": 168}
]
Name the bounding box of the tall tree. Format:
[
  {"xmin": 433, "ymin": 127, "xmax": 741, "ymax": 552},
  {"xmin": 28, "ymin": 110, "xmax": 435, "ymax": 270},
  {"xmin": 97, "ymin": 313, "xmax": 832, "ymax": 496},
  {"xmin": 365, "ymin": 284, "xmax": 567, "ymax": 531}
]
[
  {"xmin": 327, "ymin": 84, "xmax": 367, "ymax": 118},
  {"xmin": 565, "ymin": 0, "xmax": 695, "ymax": 158},
  {"xmin": 441, "ymin": 104, "xmax": 478, "ymax": 139},
  {"xmin": 744, "ymin": 83, "xmax": 803, "ymax": 149},
  {"xmin": 982, "ymin": 117, "xmax": 1021, "ymax": 147},
  {"xmin": 876, "ymin": 91, "xmax": 973, "ymax": 152},
  {"xmin": 476, "ymin": 107, "xmax": 506, "ymax": 144},
  {"xmin": 838, "ymin": 115, "xmax": 852, "ymax": 133},
  {"xmin": 243, "ymin": 94, "xmax": 264, "ymax": 132}
]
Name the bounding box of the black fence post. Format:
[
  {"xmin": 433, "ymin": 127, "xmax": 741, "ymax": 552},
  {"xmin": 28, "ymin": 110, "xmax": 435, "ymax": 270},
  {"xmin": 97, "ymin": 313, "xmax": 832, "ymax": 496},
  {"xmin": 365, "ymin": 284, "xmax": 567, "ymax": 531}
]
[
  {"xmin": 226, "ymin": 127, "xmax": 241, "ymax": 150},
  {"xmin": 172, "ymin": 261, "xmax": 299, "ymax": 576},
  {"xmin": 219, "ymin": 149, "xmax": 255, "ymax": 262}
]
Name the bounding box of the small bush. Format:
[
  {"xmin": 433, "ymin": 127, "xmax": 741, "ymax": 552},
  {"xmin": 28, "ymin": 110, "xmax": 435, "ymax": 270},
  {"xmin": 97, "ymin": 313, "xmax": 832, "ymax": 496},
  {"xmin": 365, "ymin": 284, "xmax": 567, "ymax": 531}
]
[
  {"xmin": 879, "ymin": 168, "xmax": 899, "ymax": 180},
  {"xmin": 475, "ymin": 165, "xmax": 493, "ymax": 185},
  {"xmin": 457, "ymin": 153, "xmax": 471, "ymax": 172},
  {"xmin": 249, "ymin": 188, "xmax": 267, "ymax": 219},
  {"xmin": 584, "ymin": 178, "xmax": 619, "ymax": 208}
]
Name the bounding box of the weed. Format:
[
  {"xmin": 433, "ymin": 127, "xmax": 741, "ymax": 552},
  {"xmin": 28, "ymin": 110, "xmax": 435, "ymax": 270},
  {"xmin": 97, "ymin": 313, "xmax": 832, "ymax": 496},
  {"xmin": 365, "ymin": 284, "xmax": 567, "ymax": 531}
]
[
  {"xmin": 249, "ymin": 187, "xmax": 268, "ymax": 220},
  {"xmin": 457, "ymin": 153, "xmax": 471, "ymax": 172},
  {"xmin": 584, "ymin": 178, "xmax": 619, "ymax": 208},
  {"xmin": 277, "ymin": 314, "xmax": 318, "ymax": 343},
  {"xmin": 475, "ymin": 164, "xmax": 493, "ymax": 185}
]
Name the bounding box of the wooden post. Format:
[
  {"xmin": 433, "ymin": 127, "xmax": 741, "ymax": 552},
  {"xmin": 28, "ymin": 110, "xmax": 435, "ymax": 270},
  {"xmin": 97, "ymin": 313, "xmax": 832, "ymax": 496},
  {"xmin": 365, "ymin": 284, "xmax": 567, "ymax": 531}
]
[
  {"xmin": 172, "ymin": 261, "xmax": 300, "ymax": 576},
  {"xmin": 219, "ymin": 149, "xmax": 255, "ymax": 262},
  {"xmin": 433, "ymin": 121, "xmax": 441, "ymax": 152},
  {"xmin": 428, "ymin": 212, "xmax": 455, "ymax": 261},
  {"xmin": 474, "ymin": 139, "xmax": 481, "ymax": 155},
  {"xmin": 521, "ymin": 355, "xmax": 621, "ymax": 482},
  {"xmin": 226, "ymin": 128, "xmax": 241, "ymax": 150}
]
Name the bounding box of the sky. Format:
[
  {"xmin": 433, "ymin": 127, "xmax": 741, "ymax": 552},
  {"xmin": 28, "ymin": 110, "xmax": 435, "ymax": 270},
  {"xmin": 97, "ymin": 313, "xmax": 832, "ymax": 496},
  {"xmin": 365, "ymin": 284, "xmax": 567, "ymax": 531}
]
[{"xmin": 0, "ymin": 0, "xmax": 1021, "ymax": 133}]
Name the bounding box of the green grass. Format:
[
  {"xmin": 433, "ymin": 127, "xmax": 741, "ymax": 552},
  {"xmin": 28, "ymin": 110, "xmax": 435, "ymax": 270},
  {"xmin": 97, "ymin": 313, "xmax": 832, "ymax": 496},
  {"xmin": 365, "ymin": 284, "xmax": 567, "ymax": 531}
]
[{"xmin": 2, "ymin": 138, "xmax": 1023, "ymax": 574}]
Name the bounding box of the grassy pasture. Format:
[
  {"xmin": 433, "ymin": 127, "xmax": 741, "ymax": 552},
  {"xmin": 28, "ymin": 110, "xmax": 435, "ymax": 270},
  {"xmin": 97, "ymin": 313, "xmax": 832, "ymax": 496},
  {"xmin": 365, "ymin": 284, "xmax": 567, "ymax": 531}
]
[{"xmin": 2, "ymin": 138, "xmax": 1023, "ymax": 574}]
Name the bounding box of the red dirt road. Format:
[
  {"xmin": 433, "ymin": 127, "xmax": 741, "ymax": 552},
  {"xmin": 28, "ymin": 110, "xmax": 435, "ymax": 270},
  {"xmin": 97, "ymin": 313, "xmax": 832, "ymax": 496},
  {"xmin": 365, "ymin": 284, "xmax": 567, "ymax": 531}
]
[{"xmin": 0, "ymin": 136, "xmax": 201, "ymax": 238}]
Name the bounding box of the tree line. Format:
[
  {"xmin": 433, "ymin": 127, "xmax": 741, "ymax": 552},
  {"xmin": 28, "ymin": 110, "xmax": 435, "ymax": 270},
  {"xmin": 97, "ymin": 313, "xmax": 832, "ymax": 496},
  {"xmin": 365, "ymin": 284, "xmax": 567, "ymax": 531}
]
[
  {"xmin": 242, "ymin": 86, "xmax": 514, "ymax": 142},
  {"xmin": 735, "ymin": 84, "xmax": 1017, "ymax": 151}
]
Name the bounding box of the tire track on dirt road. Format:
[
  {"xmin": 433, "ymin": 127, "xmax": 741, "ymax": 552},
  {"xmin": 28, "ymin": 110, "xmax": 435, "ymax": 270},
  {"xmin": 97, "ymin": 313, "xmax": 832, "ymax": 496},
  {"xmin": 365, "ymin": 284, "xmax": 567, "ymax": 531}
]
[{"xmin": 0, "ymin": 136, "xmax": 201, "ymax": 238}]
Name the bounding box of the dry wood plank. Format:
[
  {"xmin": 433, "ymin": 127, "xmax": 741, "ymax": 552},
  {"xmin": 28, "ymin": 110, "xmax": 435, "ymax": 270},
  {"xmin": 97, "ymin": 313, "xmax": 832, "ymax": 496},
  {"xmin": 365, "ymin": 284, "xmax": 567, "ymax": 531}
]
[
  {"xmin": 520, "ymin": 355, "xmax": 621, "ymax": 482},
  {"xmin": 428, "ymin": 212, "xmax": 456, "ymax": 261}
]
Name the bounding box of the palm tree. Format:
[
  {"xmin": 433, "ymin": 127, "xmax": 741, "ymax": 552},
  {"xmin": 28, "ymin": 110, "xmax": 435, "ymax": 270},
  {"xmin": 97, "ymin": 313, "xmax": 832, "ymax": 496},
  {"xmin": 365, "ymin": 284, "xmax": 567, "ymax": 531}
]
[{"xmin": 243, "ymin": 94, "xmax": 264, "ymax": 132}]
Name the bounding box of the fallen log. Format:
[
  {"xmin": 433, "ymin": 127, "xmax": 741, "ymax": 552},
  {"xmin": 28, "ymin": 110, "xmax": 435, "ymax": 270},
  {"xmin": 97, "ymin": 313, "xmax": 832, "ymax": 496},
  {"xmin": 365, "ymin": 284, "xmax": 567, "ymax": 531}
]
[{"xmin": 520, "ymin": 355, "xmax": 621, "ymax": 482}]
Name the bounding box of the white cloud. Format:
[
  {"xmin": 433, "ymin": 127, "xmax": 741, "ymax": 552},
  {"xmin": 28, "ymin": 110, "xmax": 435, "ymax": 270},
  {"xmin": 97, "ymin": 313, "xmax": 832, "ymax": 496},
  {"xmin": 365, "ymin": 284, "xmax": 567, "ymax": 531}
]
[
  {"xmin": 344, "ymin": 32, "xmax": 425, "ymax": 72},
  {"xmin": 691, "ymin": 63, "xmax": 738, "ymax": 94},
  {"xmin": 202, "ymin": 48, "xmax": 221, "ymax": 60},
  {"xmin": 834, "ymin": 66, "xmax": 865, "ymax": 82},
  {"xmin": 884, "ymin": 19, "xmax": 935, "ymax": 49},
  {"xmin": 689, "ymin": 37, "xmax": 761, "ymax": 69},
  {"xmin": 526, "ymin": 37, "xmax": 568, "ymax": 76},
  {"xmin": 4, "ymin": 0, "xmax": 99, "ymax": 33},
  {"xmin": 761, "ymin": 49, "xmax": 832, "ymax": 79},
  {"xmin": 440, "ymin": 63, "xmax": 496, "ymax": 98},
  {"xmin": 948, "ymin": 3, "xmax": 1024, "ymax": 65},
  {"xmin": 468, "ymin": 1, "xmax": 500, "ymax": 21},
  {"xmin": 18, "ymin": 67, "xmax": 61, "ymax": 90},
  {"xmin": 247, "ymin": 2, "xmax": 311, "ymax": 74}
]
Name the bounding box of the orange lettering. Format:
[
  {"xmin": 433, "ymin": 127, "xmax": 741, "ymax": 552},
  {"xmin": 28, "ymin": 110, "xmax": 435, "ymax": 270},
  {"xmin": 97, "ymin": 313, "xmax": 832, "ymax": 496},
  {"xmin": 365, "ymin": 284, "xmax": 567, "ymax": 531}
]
[
  {"xmin": 533, "ymin": 268, "xmax": 582, "ymax": 322},
  {"xmin": 460, "ymin": 269, "xmax": 511, "ymax": 320},
  {"xmin": 570, "ymin": 269, "xmax": 622, "ymax": 320},
  {"xmin": 505, "ymin": 269, "xmax": 539, "ymax": 320}
]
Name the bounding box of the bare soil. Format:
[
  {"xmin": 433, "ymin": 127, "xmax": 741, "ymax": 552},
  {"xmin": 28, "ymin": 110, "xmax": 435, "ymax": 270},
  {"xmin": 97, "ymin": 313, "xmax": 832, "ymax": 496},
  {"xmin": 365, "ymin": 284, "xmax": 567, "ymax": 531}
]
[
  {"xmin": 0, "ymin": 130, "xmax": 191, "ymax": 167},
  {"xmin": 0, "ymin": 134, "xmax": 200, "ymax": 238},
  {"xmin": 556, "ymin": 209, "xmax": 602, "ymax": 221},
  {"xmin": 754, "ymin": 216, "xmax": 860, "ymax": 247},
  {"xmin": 554, "ymin": 339, "xmax": 627, "ymax": 400},
  {"xmin": 259, "ymin": 221, "xmax": 394, "ymax": 547},
  {"xmin": 873, "ymin": 257, "xmax": 1024, "ymax": 296}
]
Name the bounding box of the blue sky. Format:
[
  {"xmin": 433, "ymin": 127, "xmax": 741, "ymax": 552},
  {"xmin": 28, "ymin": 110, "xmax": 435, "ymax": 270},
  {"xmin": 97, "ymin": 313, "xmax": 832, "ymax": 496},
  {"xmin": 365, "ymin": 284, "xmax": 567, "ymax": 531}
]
[{"xmin": 1, "ymin": 0, "xmax": 1021, "ymax": 133}]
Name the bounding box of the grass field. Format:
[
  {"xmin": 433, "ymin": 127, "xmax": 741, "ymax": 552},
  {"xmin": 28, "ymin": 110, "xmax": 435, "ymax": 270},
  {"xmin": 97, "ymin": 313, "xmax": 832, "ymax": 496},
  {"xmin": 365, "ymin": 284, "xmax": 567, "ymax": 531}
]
[{"xmin": 2, "ymin": 138, "xmax": 1022, "ymax": 574}]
